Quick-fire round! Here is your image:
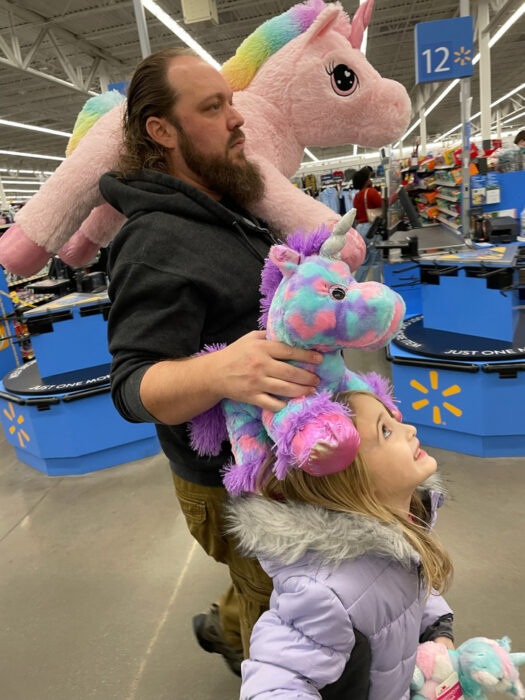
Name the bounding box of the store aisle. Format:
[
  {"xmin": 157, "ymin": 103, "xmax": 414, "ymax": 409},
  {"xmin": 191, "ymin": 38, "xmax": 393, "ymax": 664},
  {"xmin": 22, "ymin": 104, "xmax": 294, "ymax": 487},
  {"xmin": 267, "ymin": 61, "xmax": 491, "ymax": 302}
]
[{"xmin": 1, "ymin": 379, "xmax": 524, "ymax": 699}]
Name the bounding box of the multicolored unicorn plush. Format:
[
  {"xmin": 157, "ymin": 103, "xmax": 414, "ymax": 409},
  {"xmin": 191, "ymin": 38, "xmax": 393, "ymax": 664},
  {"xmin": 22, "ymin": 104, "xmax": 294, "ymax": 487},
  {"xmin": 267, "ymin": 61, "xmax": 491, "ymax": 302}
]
[
  {"xmin": 411, "ymin": 637, "xmax": 525, "ymax": 700},
  {"xmin": 0, "ymin": 0, "xmax": 411, "ymax": 276},
  {"xmin": 190, "ymin": 210, "xmax": 406, "ymax": 494}
]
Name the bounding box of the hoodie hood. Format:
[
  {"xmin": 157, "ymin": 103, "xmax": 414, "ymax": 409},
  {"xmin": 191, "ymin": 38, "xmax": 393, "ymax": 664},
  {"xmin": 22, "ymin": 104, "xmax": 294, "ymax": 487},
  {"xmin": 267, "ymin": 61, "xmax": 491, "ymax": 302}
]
[
  {"xmin": 225, "ymin": 474, "xmax": 446, "ymax": 573},
  {"xmin": 100, "ymin": 169, "xmax": 266, "ymax": 234}
]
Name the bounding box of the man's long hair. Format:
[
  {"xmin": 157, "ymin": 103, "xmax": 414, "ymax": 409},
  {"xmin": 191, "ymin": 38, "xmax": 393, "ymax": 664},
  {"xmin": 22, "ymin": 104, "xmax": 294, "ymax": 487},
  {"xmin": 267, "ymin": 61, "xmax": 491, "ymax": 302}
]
[
  {"xmin": 257, "ymin": 390, "xmax": 453, "ymax": 595},
  {"xmin": 118, "ymin": 47, "xmax": 195, "ymax": 177}
]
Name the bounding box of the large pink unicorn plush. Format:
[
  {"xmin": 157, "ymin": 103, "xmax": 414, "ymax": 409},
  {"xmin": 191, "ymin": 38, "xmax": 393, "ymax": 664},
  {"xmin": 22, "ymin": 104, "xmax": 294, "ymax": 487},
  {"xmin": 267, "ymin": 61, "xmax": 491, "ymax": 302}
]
[
  {"xmin": 0, "ymin": 0, "xmax": 411, "ymax": 276},
  {"xmin": 190, "ymin": 211, "xmax": 406, "ymax": 493}
]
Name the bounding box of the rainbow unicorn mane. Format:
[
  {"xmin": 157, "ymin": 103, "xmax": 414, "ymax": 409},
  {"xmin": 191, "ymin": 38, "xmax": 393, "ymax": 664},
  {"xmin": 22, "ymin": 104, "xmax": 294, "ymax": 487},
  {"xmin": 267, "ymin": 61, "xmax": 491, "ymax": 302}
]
[
  {"xmin": 221, "ymin": 0, "xmax": 349, "ymax": 90},
  {"xmin": 66, "ymin": 90, "xmax": 125, "ymax": 156}
]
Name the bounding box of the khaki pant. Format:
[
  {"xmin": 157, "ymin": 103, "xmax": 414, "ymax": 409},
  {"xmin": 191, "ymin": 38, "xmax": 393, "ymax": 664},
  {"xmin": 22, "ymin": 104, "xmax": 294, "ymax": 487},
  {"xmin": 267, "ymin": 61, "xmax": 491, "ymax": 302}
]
[{"xmin": 172, "ymin": 472, "xmax": 273, "ymax": 656}]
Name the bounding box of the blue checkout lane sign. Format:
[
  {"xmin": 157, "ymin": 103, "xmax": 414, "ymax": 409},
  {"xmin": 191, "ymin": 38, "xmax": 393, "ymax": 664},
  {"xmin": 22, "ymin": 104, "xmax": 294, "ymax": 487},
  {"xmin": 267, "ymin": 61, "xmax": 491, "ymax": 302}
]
[{"xmin": 415, "ymin": 16, "xmax": 474, "ymax": 84}]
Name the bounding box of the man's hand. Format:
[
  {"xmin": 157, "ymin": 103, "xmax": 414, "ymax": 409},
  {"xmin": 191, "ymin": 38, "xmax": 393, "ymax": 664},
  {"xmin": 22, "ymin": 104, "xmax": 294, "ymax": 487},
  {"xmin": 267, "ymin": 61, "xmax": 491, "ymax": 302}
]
[
  {"xmin": 215, "ymin": 330, "xmax": 323, "ymax": 412},
  {"xmin": 140, "ymin": 330, "xmax": 323, "ymax": 425}
]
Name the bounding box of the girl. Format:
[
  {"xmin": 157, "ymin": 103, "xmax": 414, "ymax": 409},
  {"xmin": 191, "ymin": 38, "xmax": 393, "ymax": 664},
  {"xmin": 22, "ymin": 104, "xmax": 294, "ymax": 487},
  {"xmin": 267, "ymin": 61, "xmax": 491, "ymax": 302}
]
[{"xmin": 226, "ymin": 390, "xmax": 454, "ymax": 700}]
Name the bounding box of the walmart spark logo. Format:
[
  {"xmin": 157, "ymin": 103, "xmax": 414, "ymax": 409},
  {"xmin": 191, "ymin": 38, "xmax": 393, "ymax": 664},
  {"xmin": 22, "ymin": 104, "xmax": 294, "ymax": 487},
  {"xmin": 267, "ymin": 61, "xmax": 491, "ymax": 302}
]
[
  {"xmin": 454, "ymin": 46, "xmax": 472, "ymax": 66},
  {"xmin": 3, "ymin": 402, "xmax": 30, "ymax": 447},
  {"xmin": 410, "ymin": 371, "xmax": 462, "ymax": 425}
]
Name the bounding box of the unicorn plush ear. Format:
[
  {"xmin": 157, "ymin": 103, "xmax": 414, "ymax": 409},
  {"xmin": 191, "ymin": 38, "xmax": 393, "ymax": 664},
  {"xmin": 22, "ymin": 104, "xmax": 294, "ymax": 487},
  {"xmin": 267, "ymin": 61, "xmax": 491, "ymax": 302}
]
[
  {"xmin": 349, "ymin": 0, "xmax": 374, "ymax": 50},
  {"xmin": 304, "ymin": 4, "xmax": 342, "ymax": 43},
  {"xmin": 269, "ymin": 244, "xmax": 301, "ymax": 277}
]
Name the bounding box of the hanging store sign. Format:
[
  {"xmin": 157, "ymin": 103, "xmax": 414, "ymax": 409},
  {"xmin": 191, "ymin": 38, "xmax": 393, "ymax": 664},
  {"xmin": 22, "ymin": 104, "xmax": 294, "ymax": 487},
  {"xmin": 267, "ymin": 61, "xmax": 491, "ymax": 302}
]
[{"xmin": 414, "ymin": 16, "xmax": 474, "ymax": 84}]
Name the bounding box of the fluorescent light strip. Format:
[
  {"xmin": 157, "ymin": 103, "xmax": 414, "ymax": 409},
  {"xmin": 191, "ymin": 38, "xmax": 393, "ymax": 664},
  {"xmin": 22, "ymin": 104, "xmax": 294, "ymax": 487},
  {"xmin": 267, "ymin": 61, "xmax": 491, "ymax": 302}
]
[
  {"xmin": 424, "ymin": 79, "xmax": 460, "ymax": 118},
  {"xmin": 503, "ymin": 110, "xmax": 525, "ymax": 124},
  {"xmin": 492, "ymin": 82, "xmax": 525, "ymax": 107},
  {"xmin": 394, "ymin": 118, "xmax": 422, "ymax": 147},
  {"xmin": 142, "ymin": 0, "xmax": 221, "ymax": 70},
  {"xmin": 0, "ymin": 119, "xmax": 72, "ymax": 138},
  {"xmin": 488, "ymin": 3, "xmax": 525, "ymax": 49},
  {"xmin": 300, "ymin": 151, "xmax": 380, "ymax": 167},
  {"xmin": 4, "ymin": 189, "xmax": 40, "ymax": 193},
  {"xmin": 0, "ymin": 150, "xmax": 65, "ymax": 161},
  {"xmin": 439, "ymin": 83, "xmax": 525, "ymax": 139},
  {"xmin": 0, "ymin": 180, "xmax": 44, "ymax": 185},
  {"xmin": 0, "ymin": 168, "xmax": 54, "ymax": 175},
  {"xmin": 303, "ymin": 148, "xmax": 318, "ymax": 161}
]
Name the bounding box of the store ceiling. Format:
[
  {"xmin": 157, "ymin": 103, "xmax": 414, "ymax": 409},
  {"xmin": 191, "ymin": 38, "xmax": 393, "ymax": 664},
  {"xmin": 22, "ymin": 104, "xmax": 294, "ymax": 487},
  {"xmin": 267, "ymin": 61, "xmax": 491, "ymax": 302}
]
[{"xmin": 0, "ymin": 0, "xmax": 524, "ymax": 179}]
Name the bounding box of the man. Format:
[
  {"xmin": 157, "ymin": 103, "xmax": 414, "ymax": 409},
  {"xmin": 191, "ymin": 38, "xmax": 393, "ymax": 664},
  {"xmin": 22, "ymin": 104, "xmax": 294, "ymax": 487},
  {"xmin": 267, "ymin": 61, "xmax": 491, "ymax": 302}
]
[{"xmin": 100, "ymin": 47, "xmax": 323, "ymax": 676}]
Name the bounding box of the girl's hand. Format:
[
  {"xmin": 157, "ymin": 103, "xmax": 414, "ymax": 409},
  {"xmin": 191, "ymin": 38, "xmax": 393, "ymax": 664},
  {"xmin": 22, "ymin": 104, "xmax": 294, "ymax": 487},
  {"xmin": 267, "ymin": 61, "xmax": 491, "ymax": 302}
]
[{"xmin": 434, "ymin": 636, "xmax": 455, "ymax": 650}]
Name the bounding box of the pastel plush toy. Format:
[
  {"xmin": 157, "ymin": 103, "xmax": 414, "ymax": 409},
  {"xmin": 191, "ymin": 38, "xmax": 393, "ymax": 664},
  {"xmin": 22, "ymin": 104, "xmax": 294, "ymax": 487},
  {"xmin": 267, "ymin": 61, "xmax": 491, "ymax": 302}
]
[
  {"xmin": 189, "ymin": 210, "xmax": 406, "ymax": 494},
  {"xmin": 0, "ymin": 0, "xmax": 411, "ymax": 276},
  {"xmin": 411, "ymin": 637, "xmax": 525, "ymax": 700}
]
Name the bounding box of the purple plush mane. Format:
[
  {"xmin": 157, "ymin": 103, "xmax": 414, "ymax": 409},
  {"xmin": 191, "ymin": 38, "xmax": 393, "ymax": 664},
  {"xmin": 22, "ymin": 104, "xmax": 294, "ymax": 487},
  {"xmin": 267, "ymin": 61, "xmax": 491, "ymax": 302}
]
[{"xmin": 259, "ymin": 225, "xmax": 332, "ymax": 328}]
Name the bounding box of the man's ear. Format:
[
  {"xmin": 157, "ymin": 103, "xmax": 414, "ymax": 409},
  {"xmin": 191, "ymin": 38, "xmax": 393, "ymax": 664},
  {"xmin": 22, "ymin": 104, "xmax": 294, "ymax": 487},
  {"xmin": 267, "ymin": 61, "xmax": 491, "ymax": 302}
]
[{"xmin": 145, "ymin": 116, "xmax": 178, "ymax": 149}]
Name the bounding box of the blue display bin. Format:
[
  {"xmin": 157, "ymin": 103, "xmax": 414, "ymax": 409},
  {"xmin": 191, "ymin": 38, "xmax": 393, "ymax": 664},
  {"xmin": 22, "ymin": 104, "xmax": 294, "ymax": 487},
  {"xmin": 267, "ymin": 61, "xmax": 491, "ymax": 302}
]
[
  {"xmin": 23, "ymin": 292, "xmax": 112, "ymax": 381},
  {"xmin": 0, "ymin": 361, "xmax": 160, "ymax": 476},
  {"xmin": 389, "ymin": 320, "xmax": 525, "ymax": 457},
  {"xmin": 420, "ymin": 265, "xmax": 519, "ymax": 342},
  {"xmin": 0, "ymin": 271, "xmax": 22, "ymax": 377}
]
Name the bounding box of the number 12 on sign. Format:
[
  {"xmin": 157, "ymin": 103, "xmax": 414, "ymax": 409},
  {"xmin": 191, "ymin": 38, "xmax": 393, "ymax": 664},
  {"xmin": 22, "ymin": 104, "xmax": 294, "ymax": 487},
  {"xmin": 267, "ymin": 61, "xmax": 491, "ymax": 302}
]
[{"xmin": 415, "ymin": 16, "xmax": 474, "ymax": 84}]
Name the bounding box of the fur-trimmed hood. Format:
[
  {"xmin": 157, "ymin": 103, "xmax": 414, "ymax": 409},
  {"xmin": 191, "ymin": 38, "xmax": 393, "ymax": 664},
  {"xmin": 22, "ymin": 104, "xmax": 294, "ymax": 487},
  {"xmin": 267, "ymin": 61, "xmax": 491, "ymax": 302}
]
[{"xmin": 225, "ymin": 474, "xmax": 445, "ymax": 573}]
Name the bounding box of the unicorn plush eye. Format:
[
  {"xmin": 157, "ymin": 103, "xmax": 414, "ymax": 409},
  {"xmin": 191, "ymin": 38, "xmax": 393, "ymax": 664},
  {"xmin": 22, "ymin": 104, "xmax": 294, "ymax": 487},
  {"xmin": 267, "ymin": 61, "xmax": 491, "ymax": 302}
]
[
  {"xmin": 330, "ymin": 286, "xmax": 346, "ymax": 301},
  {"xmin": 326, "ymin": 63, "xmax": 359, "ymax": 97}
]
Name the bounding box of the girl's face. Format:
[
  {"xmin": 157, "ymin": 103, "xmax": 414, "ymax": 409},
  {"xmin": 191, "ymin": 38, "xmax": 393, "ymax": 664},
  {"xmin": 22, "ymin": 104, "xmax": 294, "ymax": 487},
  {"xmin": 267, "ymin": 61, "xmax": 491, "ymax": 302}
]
[{"xmin": 351, "ymin": 394, "xmax": 437, "ymax": 509}]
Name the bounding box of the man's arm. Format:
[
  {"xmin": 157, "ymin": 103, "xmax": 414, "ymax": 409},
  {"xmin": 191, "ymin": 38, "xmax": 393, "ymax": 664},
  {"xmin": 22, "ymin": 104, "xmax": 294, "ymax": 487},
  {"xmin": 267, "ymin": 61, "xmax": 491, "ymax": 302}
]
[{"xmin": 140, "ymin": 330, "xmax": 323, "ymax": 425}]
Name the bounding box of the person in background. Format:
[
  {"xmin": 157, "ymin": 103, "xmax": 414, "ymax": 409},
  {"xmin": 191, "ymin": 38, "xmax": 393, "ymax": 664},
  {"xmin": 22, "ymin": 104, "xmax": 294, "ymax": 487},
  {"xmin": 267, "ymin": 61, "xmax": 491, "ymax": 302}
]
[
  {"xmin": 228, "ymin": 390, "xmax": 454, "ymax": 699},
  {"xmin": 100, "ymin": 47, "xmax": 324, "ymax": 676},
  {"xmin": 351, "ymin": 167, "xmax": 383, "ymax": 283},
  {"xmin": 513, "ymin": 130, "xmax": 525, "ymax": 148}
]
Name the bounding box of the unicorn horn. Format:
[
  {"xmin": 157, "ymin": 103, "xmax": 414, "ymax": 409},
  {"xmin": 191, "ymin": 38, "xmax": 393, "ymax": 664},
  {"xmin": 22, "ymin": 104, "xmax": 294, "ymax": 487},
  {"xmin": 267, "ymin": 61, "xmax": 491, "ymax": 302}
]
[
  {"xmin": 320, "ymin": 208, "xmax": 356, "ymax": 259},
  {"xmin": 510, "ymin": 653, "xmax": 525, "ymax": 666},
  {"xmin": 332, "ymin": 208, "xmax": 357, "ymax": 237}
]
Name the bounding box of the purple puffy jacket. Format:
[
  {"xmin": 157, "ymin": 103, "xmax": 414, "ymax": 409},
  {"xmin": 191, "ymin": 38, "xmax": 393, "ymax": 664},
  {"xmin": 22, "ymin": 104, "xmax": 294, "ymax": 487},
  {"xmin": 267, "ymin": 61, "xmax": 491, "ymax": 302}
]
[{"xmin": 226, "ymin": 474, "xmax": 453, "ymax": 700}]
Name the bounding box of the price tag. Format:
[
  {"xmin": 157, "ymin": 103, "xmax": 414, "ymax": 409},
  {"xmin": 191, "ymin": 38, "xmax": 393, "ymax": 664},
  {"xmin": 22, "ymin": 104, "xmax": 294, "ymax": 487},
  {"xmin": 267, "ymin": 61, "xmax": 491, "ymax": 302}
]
[{"xmin": 435, "ymin": 671, "xmax": 464, "ymax": 700}]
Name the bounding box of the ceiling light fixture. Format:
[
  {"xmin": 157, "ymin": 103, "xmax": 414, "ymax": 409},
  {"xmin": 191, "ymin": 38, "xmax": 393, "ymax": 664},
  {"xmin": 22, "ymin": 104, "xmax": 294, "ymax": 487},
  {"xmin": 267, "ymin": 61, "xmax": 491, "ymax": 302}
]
[
  {"xmin": 0, "ymin": 119, "xmax": 72, "ymax": 138},
  {"xmin": 0, "ymin": 150, "xmax": 64, "ymax": 161},
  {"xmin": 303, "ymin": 148, "xmax": 319, "ymax": 161},
  {"xmin": 0, "ymin": 180, "xmax": 45, "ymax": 186},
  {"xmin": 141, "ymin": 0, "xmax": 221, "ymax": 69},
  {"xmin": 0, "ymin": 168, "xmax": 53, "ymax": 175},
  {"xmin": 502, "ymin": 110, "xmax": 525, "ymax": 124},
  {"xmin": 3, "ymin": 189, "xmax": 40, "ymax": 194}
]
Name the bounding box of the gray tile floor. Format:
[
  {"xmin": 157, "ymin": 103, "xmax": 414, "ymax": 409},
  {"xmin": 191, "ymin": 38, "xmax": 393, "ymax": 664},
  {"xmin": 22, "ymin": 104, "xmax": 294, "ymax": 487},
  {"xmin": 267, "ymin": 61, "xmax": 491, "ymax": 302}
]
[{"xmin": 1, "ymin": 349, "xmax": 524, "ymax": 699}]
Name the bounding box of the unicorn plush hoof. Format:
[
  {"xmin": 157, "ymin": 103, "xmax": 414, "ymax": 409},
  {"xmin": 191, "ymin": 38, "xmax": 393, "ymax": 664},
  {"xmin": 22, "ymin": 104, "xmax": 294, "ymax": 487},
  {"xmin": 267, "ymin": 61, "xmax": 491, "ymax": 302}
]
[
  {"xmin": 291, "ymin": 412, "xmax": 361, "ymax": 477},
  {"xmin": 0, "ymin": 224, "xmax": 51, "ymax": 276},
  {"xmin": 58, "ymin": 230, "xmax": 102, "ymax": 267}
]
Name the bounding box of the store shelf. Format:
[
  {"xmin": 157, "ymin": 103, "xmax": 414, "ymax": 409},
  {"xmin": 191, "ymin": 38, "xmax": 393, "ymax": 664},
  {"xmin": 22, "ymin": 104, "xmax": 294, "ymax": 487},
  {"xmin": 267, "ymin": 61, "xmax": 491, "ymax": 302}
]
[
  {"xmin": 435, "ymin": 180, "xmax": 460, "ymax": 187},
  {"xmin": 437, "ymin": 205, "xmax": 460, "ymax": 218},
  {"xmin": 437, "ymin": 192, "xmax": 460, "ymax": 203},
  {"xmin": 434, "ymin": 164, "xmax": 455, "ymax": 170},
  {"xmin": 437, "ymin": 215, "xmax": 462, "ymax": 231},
  {"xmin": 8, "ymin": 273, "xmax": 47, "ymax": 289}
]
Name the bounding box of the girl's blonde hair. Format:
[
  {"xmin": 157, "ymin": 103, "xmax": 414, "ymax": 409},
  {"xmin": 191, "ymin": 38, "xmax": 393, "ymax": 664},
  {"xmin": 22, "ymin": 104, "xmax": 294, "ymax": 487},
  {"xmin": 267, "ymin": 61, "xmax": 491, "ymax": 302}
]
[{"xmin": 258, "ymin": 390, "xmax": 453, "ymax": 594}]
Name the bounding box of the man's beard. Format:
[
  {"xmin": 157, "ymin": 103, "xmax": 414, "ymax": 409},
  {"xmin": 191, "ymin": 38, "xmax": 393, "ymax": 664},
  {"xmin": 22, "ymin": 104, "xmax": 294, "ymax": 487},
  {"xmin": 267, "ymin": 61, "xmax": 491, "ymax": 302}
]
[{"xmin": 174, "ymin": 123, "xmax": 265, "ymax": 208}]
